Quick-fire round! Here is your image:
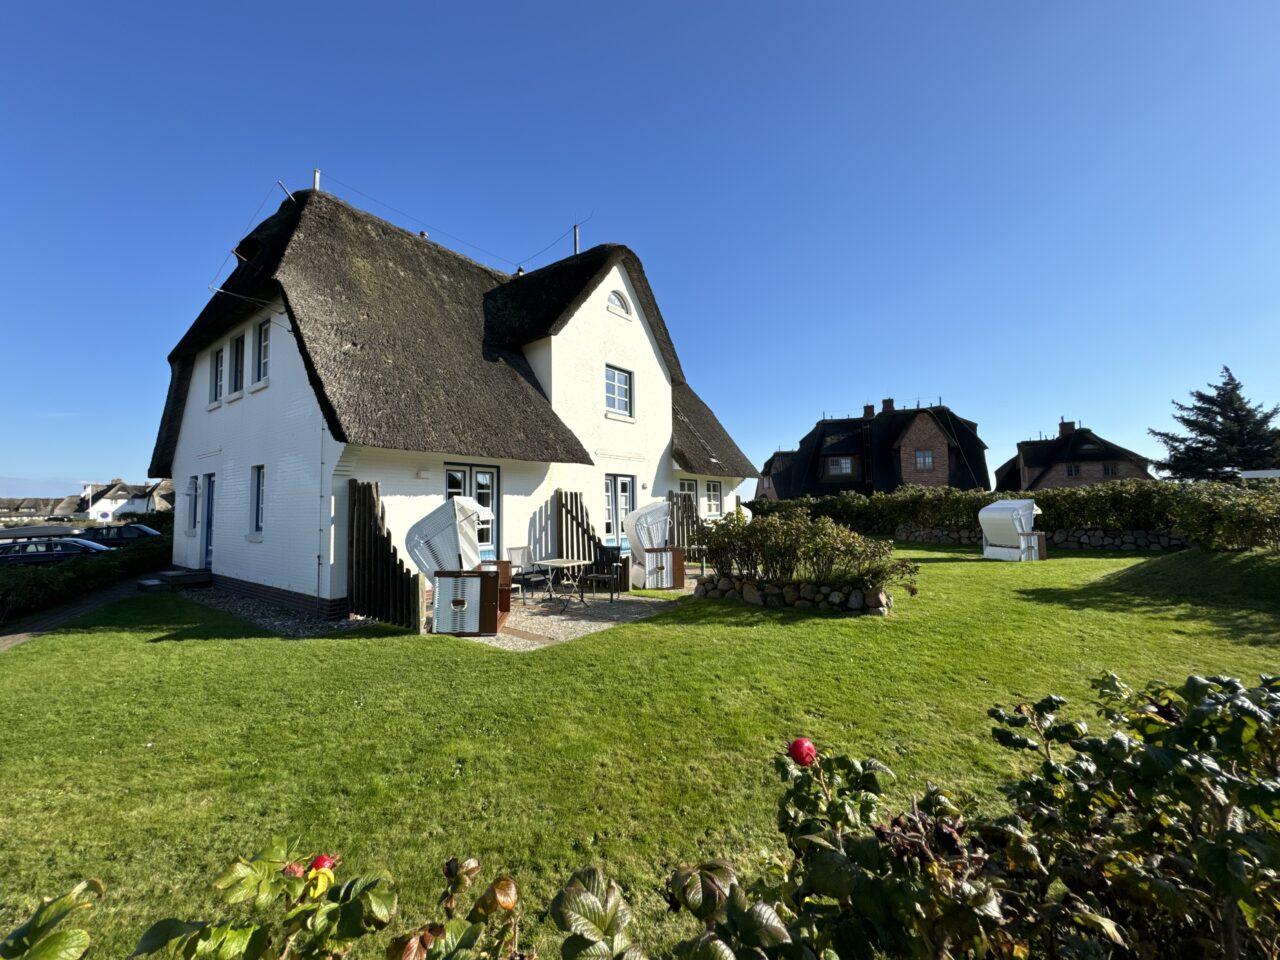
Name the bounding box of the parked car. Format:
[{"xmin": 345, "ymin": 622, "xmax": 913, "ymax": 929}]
[
  {"xmin": 0, "ymin": 538, "xmax": 115, "ymax": 566},
  {"xmin": 76, "ymin": 523, "xmax": 162, "ymax": 547}
]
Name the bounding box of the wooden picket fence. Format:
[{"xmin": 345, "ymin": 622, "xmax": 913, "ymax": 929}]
[
  {"xmin": 348, "ymin": 479, "xmax": 428, "ymax": 632},
  {"xmin": 551, "ymin": 488, "xmax": 629, "ymax": 593}
]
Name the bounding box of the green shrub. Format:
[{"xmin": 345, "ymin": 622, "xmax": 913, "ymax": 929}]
[
  {"xmin": 0, "ymin": 536, "xmax": 171, "ymax": 625},
  {"xmin": 749, "ymin": 479, "xmax": 1280, "ymax": 552},
  {"xmin": 1, "ymin": 878, "xmax": 101, "ymax": 959}
]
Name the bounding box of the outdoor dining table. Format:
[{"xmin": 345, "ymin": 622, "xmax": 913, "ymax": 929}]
[{"xmin": 534, "ymin": 558, "xmax": 591, "ymax": 608}]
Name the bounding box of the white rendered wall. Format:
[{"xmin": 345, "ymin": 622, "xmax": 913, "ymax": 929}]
[{"xmin": 168, "ymin": 301, "xmax": 344, "ymax": 598}]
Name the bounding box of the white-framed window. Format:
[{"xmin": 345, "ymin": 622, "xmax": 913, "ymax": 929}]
[
  {"xmin": 187, "ymin": 476, "xmax": 199, "ymax": 530},
  {"xmin": 254, "ymin": 319, "xmax": 270, "ymax": 382},
  {"xmin": 1066, "ymin": 463, "xmax": 1082, "ymax": 478},
  {"xmin": 605, "ymin": 365, "xmax": 633, "ymax": 416},
  {"xmin": 607, "ymin": 290, "xmax": 631, "ymax": 317},
  {"xmin": 826, "ymin": 456, "xmax": 853, "ymax": 477},
  {"xmin": 250, "ymin": 465, "xmax": 265, "ymax": 532},
  {"xmin": 704, "ymin": 480, "xmax": 723, "ymax": 517},
  {"xmin": 678, "ymin": 478, "xmax": 697, "ymax": 501},
  {"xmin": 1103, "ymin": 463, "xmax": 1118, "ymax": 477},
  {"xmin": 230, "ymin": 333, "xmax": 246, "ymax": 393},
  {"xmin": 603, "ymin": 474, "xmax": 636, "ymax": 543},
  {"xmin": 445, "ymin": 464, "xmax": 499, "ymax": 557},
  {"xmin": 209, "ymin": 348, "xmax": 224, "ymax": 402},
  {"xmin": 914, "ymin": 450, "xmax": 934, "ymax": 472}
]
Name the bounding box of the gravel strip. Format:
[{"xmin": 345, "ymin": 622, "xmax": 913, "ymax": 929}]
[{"xmin": 179, "ymin": 587, "xmax": 375, "ymax": 638}]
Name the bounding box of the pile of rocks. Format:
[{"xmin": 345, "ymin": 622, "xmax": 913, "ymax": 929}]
[
  {"xmin": 894, "ymin": 524, "xmax": 1187, "ymax": 551},
  {"xmin": 692, "ymin": 575, "xmax": 892, "ymax": 616}
]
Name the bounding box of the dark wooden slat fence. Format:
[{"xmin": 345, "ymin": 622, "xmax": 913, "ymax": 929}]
[
  {"xmin": 551, "ymin": 488, "xmax": 629, "ymax": 593},
  {"xmin": 348, "ymin": 479, "xmax": 428, "ymax": 632}
]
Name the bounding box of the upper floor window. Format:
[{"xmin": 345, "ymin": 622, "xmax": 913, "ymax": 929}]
[
  {"xmin": 826, "ymin": 456, "xmax": 853, "ymax": 478},
  {"xmin": 209, "ymin": 348, "xmax": 224, "ymax": 402},
  {"xmin": 914, "ymin": 450, "xmax": 934, "ymax": 472},
  {"xmin": 607, "ymin": 290, "xmax": 631, "ymax": 317},
  {"xmin": 230, "ymin": 333, "xmax": 246, "ymax": 393},
  {"xmin": 1066, "ymin": 463, "xmax": 1082, "ymax": 478},
  {"xmin": 704, "ymin": 480, "xmax": 723, "ymax": 518},
  {"xmin": 254, "ymin": 319, "xmax": 270, "ymax": 382},
  {"xmin": 605, "ymin": 365, "xmax": 633, "ymax": 417}
]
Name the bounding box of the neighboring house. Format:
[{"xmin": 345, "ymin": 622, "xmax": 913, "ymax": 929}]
[
  {"xmin": 755, "ymin": 399, "xmax": 990, "ymax": 499},
  {"xmin": 994, "ymin": 421, "xmax": 1152, "ymax": 491},
  {"xmin": 82, "ymin": 479, "xmax": 174, "ymax": 521},
  {"xmin": 149, "ymin": 190, "xmax": 755, "ymax": 614},
  {"xmin": 0, "ymin": 498, "xmax": 62, "ymax": 520}
]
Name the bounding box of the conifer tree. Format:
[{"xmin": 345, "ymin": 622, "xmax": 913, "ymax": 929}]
[{"xmin": 1149, "ymin": 366, "xmax": 1280, "ymax": 480}]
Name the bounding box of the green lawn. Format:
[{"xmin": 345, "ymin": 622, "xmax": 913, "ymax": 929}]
[{"xmin": 1, "ymin": 546, "xmax": 1277, "ymax": 956}]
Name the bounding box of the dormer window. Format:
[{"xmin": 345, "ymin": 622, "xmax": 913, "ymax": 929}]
[{"xmin": 607, "ymin": 290, "xmax": 631, "ymax": 317}]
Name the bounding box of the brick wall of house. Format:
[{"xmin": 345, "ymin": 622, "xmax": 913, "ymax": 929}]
[
  {"xmin": 898, "ymin": 414, "xmax": 950, "ymax": 487},
  {"xmin": 1032, "ymin": 459, "xmax": 1148, "ymax": 489}
]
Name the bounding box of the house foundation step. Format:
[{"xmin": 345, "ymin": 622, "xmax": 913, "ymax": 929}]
[{"xmin": 138, "ymin": 569, "xmax": 213, "ymax": 591}]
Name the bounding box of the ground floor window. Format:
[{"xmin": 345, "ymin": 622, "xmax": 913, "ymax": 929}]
[
  {"xmin": 251, "ymin": 465, "xmax": 265, "ymax": 532},
  {"xmin": 1066, "ymin": 463, "xmax": 1082, "ymax": 478},
  {"xmin": 705, "ymin": 480, "xmax": 722, "ymax": 517},
  {"xmin": 604, "ymin": 474, "xmax": 636, "ymax": 550},
  {"xmin": 187, "ymin": 476, "xmax": 198, "ymax": 530},
  {"xmin": 445, "ymin": 463, "xmax": 499, "ymax": 560},
  {"xmin": 678, "ymin": 478, "xmax": 697, "ymax": 500}
]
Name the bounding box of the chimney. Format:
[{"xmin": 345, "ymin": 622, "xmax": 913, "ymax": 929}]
[
  {"xmin": 863, "ymin": 403, "xmax": 875, "ymax": 419},
  {"xmin": 1059, "ymin": 419, "xmax": 1076, "ymax": 437},
  {"xmin": 881, "ymin": 398, "xmax": 895, "ymax": 414}
]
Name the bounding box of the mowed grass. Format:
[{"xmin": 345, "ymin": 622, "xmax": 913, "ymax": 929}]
[{"xmin": 1, "ymin": 546, "xmax": 1277, "ymax": 956}]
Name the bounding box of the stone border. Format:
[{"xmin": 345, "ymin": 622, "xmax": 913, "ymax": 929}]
[{"xmin": 692, "ymin": 575, "xmax": 891, "ymax": 616}]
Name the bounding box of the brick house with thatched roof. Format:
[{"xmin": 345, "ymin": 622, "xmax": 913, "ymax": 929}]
[
  {"xmin": 994, "ymin": 421, "xmax": 1152, "ymax": 491},
  {"xmin": 150, "ymin": 190, "xmax": 754, "ymax": 613},
  {"xmin": 755, "ymin": 399, "xmax": 990, "ymax": 500}
]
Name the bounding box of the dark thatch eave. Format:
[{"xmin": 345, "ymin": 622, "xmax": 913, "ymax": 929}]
[
  {"xmin": 1018, "ymin": 427, "xmax": 1152, "ymax": 490},
  {"xmin": 672, "ymin": 382, "xmax": 759, "ymax": 478}
]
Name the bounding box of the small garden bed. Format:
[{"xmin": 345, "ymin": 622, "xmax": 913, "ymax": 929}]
[{"xmin": 693, "ymin": 574, "xmax": 892, "ymax": 614}]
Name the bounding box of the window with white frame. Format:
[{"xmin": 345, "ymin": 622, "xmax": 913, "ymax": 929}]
[
  {"xmin": 607, "ymin": 290, "xmax": 631, "ymax": 316},
  {"xmin": 1103, "ymin": 463, "xmax": 1119, "ymax": 477},
  {"xmin": 209, "ymin": 348, "xmax": 224, "ymax": 402},
  {"xmin": 250, "ymin": 465, "xmax": 265, "ymax": 532},
  {"xmin": 230, "ymin": 333, "xmax": 246, "ymax": 393},
  {"xmin": 187, "ymin": 476, "xmax": 199, "ymax": 530},
  {"xmin": 704, "ymin": 480, "xmax": 723, "ymax": 517},
  {"xmin": 678, "ymin": 478, "xmax": 697, "ymax": 502},
  {"xmin": 914, "ymin": 450, "xmax": 934, "ymax": 471},
  {"xmin": 826, "ymin": 456, "xmax": 853, "ymax": 477},
  {"xmin": 254, "ymin": 319, "xmax": 270, "ymax": 382},
  {"xmin": 605, "ymin": 365, "xmax": 633, "ymax": 416}
]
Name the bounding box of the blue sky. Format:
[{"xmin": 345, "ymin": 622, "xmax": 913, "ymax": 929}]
[{"xmin": 2, "ymin": 2, "xmax": 1278, "ymax": 496}]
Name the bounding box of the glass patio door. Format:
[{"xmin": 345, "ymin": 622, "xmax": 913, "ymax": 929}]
[
  {"xmin": 202, "ymin": 474, "xmax": 216, "ymax": 569},
  {"xmin": 445, "ymin": 464, "xmax": 499, "ymax": 560},
  {"xmin": 603, "ymin": 474, "xmax": 635, "ymax": 551}
]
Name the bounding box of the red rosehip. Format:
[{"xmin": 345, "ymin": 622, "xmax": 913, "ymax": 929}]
[
  {"xmin": 788, "ymin": 737, "xmax": 817, "ymax": 767},
  {"xmin": 309, "ymin": 853, "xmax": 337, "ymax": 872},
  {"xmin": 282, "ymin": 861, "xmax": 305, "ymax": 878}
]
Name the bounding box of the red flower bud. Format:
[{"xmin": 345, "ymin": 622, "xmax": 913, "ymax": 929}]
[
  {"xmin": 309, "ymin": 853, "xmax": 337, "ymax": 872},
  {"xmin": 282, "ymin": 861, "xmax": 305, "ymax": 878},
  {"xmin": 788, "ymin": 737, "xmax": 817, "ymax": 767}
]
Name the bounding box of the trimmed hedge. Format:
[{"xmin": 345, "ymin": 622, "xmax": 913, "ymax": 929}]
[
  {"xmin": 749, "ymin": 479, "xmax": 1280, "ymax": 552},
  {"xmin": 0, "ymin": 536, "xmax": 172, "ymax": 625}
]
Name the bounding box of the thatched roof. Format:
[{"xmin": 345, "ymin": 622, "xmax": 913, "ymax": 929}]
[
  {"xmin": 152, "ymin": 191, "xmax": 752, "ymax": 480},
  {"xmin": 672, "ymin": 382, "xmax": 758, "ymax": 477},
  {"xmin": 995, "ymin": 426, "xmax": 1151, "ymax": 491},
  {"xmin": 760, "ymin": 405, "xmax": 989, "ymax": 498}
]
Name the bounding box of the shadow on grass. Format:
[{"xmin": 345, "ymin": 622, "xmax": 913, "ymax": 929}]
[{"xmin": 1016, "ymin": 548, "xmax": 1280, "ymax": 647}]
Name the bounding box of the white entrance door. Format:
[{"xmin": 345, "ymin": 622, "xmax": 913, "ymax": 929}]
[{"xmin": 445, "ymin": 464, "xmax": 499, "ymax": 561}]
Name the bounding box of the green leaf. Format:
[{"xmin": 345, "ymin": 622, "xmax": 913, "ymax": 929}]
[
  {"xmin": 21, "ymin": 930, "xmax": 91, "ymax": 960},
  {"xmin": 131, "ymin": 918, "xmax": 205, "ymax": 956}
]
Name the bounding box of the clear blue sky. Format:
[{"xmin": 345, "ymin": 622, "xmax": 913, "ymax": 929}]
[{"xmin": 3, "ymin": 2, "xmax": 1278, "ymax": 495}]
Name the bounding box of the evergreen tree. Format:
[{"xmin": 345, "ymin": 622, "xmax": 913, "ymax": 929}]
[{"xmin": 1149, "ymin": 366, "xmax": 1280, "ymax": 480}]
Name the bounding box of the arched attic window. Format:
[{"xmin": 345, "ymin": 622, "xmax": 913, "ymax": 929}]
[{"xmin": 607, "ymin": 290, "xmax": 632, "ymax": 317}]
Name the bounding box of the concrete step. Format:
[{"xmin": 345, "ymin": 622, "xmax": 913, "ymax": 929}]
[
  {"xmin": 137, "ymin": 578, "xmax": 170, "ymax": 593},
  {"xmin": 158, "ymin": 569, "xmax": 213, "ymax": 587}
]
